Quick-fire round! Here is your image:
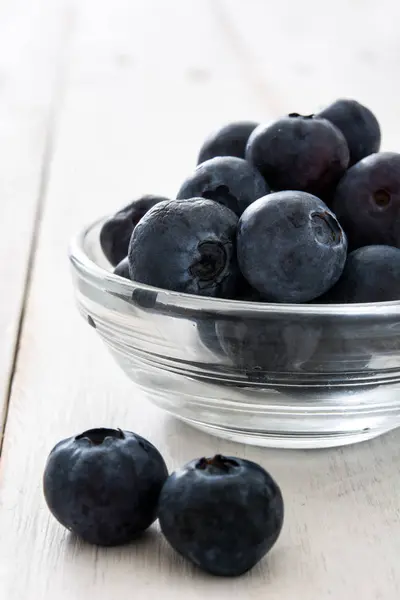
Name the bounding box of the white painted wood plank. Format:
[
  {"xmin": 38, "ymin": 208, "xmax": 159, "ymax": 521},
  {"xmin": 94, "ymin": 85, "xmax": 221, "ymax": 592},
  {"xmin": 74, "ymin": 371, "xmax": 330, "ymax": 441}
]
[
  {"xmin": 0, "ymin": 0, "xmax": 72, "ymax": 436},
  {"xmin": 212, "ymin": 0, "xmax": 399, "ymax": 148},
  {"xmin": 1, "ymin": 1, "xmax": 400, "ymax": 599}
]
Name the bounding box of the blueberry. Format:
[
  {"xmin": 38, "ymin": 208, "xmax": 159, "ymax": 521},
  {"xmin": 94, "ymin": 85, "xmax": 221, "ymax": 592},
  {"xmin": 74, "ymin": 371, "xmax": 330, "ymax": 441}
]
[
  {"xmin": 113, "ymin": 256, "xmax": 131, "ymax": 279},
  {"xmin": 197, "ymin": 121, "xmax": 259, "ymax": 165},
  {"xmin": 319, "ymin": 245, "xmax": 400, "ymax": 303},
  {"xmin": 331, "ymin": 152, "xmax": 400, "ymax": 250},
  {"xmin": 216, "ymin": 315, "xmax": 321, "ymax": 374},
  {"xmin": 158, "ymin": 454, "xmax": 284, "ymax": 577},
  {"xmin": 195, "ymin": 281, "xmax": 261, "ymax": 360},
  {"xmin": 177, "ymin": 157, "xmax": 269, "ymax": 217},
  {"xmin": 246, "ymin": 114, "xmax": 349, "ymax": 197},
  {"xmin": 237, "ymin": 191, "xmax": 347, "ymax": 303},
  {"xmin": 100, "ymin": 195, "xmax": 169, "ymax": 266},
  {"xmin": 43, "ymin": 428, "xmax": 168, "ymax": 546},
  {"xmin": 195, "ymin": 322, "xmax": 223, "ymax": 359},
  {"xmin": 234, "ymin": 284, "xmax": 263, "ymax": 302},
  {"xmin": 129, "ymin": 198, "xmax": 241, "ymax": 298},
  {"xmin": 317, "ymin": 99, "xmax": 381, "ymax": 166}
]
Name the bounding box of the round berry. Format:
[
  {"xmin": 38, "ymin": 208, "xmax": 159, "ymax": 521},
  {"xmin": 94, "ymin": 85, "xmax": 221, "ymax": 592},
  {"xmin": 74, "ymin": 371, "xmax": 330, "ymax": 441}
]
[
  {"xmin": 318, "ymin": 98, "xmax": 381, "ymax": 166},
  {"xmin": 237, "ymin": 191, "xmax": 347, "ymax": 303},
  {"xmin": 177, "ymin": 156, "xmax": 269, "ymax": 217},
  {"xmin": 197, "ymin": 121, "xmax": 259, "ymax": 164},
  {"xmin": 332, "ymin": 152, "xmax": 400, "ymax": 250},
  {"xmin": 129, "ymin": 198, "xmax": 241, "ymax": 298},
  {"xmin": 246, "ymin": 114, "xmax": 349, "ymax": 197},
  {"xmin": 320, "ymin": 245, "xmax": 400, "ymax": 303},
  {"xmin": 100, "ymin": 195, "xmax": 169, "ymax": 266},
  {"xmin": 158, "ymin": 455, "xmax": 284, "ymax": 577},
  {"xmin": 113, "ymin": 256, "xmax": 130, "ymax": 279},
  {"xmin": 43, "ymin": 428, "xmax": 168, "ymax": 546}
]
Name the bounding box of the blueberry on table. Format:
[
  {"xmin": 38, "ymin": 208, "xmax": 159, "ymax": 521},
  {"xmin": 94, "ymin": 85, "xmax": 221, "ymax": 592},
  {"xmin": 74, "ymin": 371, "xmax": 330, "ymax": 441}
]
[
  {"xmin": 113, "ymin": 256, "xmax": 131, "ymax": 279},
  {"xmin": 332, "ymin": 152, "xmax": 400, "ymax": 250},
  {"xmin": 100, "ymin": 195, "xmax": 169, "ymax": 266},
  {"xmin": 317, "ymin": 98, "xmax": 381, "ymax": 166},
  {"xmin": 237, "ymin": 191, "xmax": 347, "ymax": 303},
  {"xmin": 177, "ymin": 156, "xmax": 269, "ymax": 217},
  {"xmin": 158, "ymin": 455, "xmax": 284, "ymax": 577},
  {"xmin": 246, "ymin": 114, "xmax": 349, "ymax": 197},
  {"xmin": 319, "ymin": 245, "xmax": 400, "ymax": 303},
  {"xmin": 197, "ymin": 120, "xmax": 259, "ymax": 164},
  {"xmin": 43, "ymin": 428, "xmax": 168, "ymax": 546},
  {"xmin": 129, "ymin": 198, "xmax": 241, "ymax": 298}
]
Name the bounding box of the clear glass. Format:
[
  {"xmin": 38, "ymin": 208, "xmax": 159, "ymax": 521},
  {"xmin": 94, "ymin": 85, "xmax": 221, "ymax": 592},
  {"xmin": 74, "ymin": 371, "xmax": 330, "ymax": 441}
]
[{"xmin": 69, "ymin": 218, "xmax": 400, "ymax": 449}]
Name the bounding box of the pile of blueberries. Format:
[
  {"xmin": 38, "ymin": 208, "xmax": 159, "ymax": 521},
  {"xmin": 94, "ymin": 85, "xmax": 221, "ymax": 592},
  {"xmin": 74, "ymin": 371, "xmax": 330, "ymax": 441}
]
[
  {"xmin": 101, "ymin": 98, "xmax": 400, "ymax": 305},
  {"xmin": 43, "ymin": 428, "xmax": 284, "ymax": 576}
]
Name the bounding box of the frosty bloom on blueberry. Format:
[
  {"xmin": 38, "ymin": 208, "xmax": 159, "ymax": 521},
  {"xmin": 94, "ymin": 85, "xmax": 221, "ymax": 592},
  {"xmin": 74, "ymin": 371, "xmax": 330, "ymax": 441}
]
[
  {"xmin": 197, "ymin": 120, "xmax": 259, "ymax": 164},
  {"xmin": 100, "ymin": 194, "xmax": 169, "ymax": 266},
  {"xmin": 113, "ymin": 256, "xmax": 130, "ymax": 279},
  {"xmin": 177, "ymin": 156, "xmax": 269, "ymax": 217},
  {"xmin": 128, "ymin": 197, "xmax": 242, "ymax": 298},
  {"xmin": 332, "ymin": 152, "xmax": 400, "ymax": 250},
  {"xmin": 317, "ymin": 98, "xmax": 381, "ymax": 166},
  {"xmin": 320, "ymin": 245, "xmax": 400, "ymax": 303},
  {"xmin": 107, "ymin": 97, "xmax": 398, "ymax": 308},
  {"xmin": 158, "ymin": 454, "xmax": 284, "ymax": 577},
  {"xmin": 43, "ymin": 428, "xmax": 168, "ymax": 546},
  {"xmin": 237, "ymin": 191, "xmax": 347, "ymax": 303},
  {"xmin": 245, "ymin": 113, "xmax": 349, "ymax": 198}
]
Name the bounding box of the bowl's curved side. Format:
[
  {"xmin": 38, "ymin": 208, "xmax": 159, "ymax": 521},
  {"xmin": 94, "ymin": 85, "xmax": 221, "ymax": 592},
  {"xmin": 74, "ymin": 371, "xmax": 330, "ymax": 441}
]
[{"xmin": 68, "ymin": 218, "xmax": 400, "ymax": 449}]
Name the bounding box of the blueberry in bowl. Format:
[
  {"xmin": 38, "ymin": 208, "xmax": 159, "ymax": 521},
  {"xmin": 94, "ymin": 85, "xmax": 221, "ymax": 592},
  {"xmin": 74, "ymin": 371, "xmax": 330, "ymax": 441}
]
[
  {"xmin": 216, "ymin": 314, "xmax": 322, "ymax": 378},
  {"xmin": 237, "ymin": 191, "xmax": 347, "ymax": 303},
  {"xmin": 246, "ymin": 113, "xmax": 349, "ymax": 198},
  {"xmin": 317, "ymin": 98, "xmax": 381, "ymax": 167},
  {"xmin": 128, "ymin": 197, "xmax": 241, "ymax": 298},
  {"xmin": 100, "ymin": 194, "xmax": 169, "ymax": 266},
  {"xmin": 70, "ymin": 215, "xmax": 400, "ymax": 449},
  {"xmin": 70, "ymin": 100, "xmax": 400, "ymax": 449},
  {"xmin": 113, "ymin": 256, "xmax": 130, "ymax": 279},
  {"xmin": 197, "ymin": 120, "xmax": 259, "ymax": 164},
  {"xmin": 331, "ymin": 152, "xmax": 400, "ymax": 250},
  {"xmin": 319, "ymin": 245, "xmax": 400, "ymax": 304},
  {"xmin": 177, "ymin": 156, "xmax": 269, "ymax": 217}
]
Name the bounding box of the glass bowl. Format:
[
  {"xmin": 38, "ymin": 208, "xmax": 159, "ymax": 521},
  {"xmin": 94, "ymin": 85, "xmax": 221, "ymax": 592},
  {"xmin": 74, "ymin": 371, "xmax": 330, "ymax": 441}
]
[{"xmin": 69, "ymin": 218, "xmax": 400, "ymax": 449}]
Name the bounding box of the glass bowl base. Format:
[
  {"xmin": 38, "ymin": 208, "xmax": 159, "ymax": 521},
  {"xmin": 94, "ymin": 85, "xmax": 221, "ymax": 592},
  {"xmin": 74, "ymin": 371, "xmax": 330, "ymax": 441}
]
[{"xmin": 176, "ymin": 415, "xmax": 396, "ymax": 449}]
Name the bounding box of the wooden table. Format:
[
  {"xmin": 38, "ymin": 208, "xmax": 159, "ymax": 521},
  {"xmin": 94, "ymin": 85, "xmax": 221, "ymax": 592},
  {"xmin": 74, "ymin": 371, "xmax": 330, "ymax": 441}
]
[{"xmin": 1, "ymin": 1, "xmax": 400, "ymax": 597}]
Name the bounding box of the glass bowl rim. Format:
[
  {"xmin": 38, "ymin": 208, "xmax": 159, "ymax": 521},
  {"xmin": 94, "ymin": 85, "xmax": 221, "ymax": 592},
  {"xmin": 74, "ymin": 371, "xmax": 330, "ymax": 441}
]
[{"xmin": 69, "ymin": 216, "xmax": 400, "ymax": 318}]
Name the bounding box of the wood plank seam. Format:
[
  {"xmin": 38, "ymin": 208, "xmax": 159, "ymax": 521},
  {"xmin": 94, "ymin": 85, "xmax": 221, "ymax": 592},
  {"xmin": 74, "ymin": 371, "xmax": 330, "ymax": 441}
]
[
  {"xmin": 209, "ymin": 0, "xmax": 285, "ymax": 117},
  {"xmin": 0, "ymin": 8, "xmax": 76, "ymax": 457}
]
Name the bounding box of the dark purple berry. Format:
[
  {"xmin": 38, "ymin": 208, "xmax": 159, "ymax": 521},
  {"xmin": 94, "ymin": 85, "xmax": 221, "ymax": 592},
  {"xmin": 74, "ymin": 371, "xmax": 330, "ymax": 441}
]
[
  {"xmin": 158, "ymin": 455, "xmax": 284, "ymax": 577},
  {"xmin": 100, "ymin": 195, "xmax": 169, "ymax": 266},
  {"xmin": 128, "ymin": 198, "xmax": 241, "ymax": 298},
  {"xmin": 318, "ymin": 98, "xmax": 381, "ymax": 166},
  {"xmin": 332, "ymin": 152, "xmax": 400, "ymax": 250},
  {"xmin": 237, "ymin": 191, "xmax": 347, "ymax": 303},
  {"xmin": 197, "ymin": 121, "xmax": 259, "ymax": 164},
  {"xmin": 113, "ymin": 256, "xmax": 130, "ymax": 279},
  {"xmin": 246, "ymin": 114, "xmax": 349, "ymax": 197},
  {"xmin": 319, "ymin": 245, "xmax": 400, "ymax": 303},
  {"xmin": 43, "ymin": 428, "xmax": 168, "ymax": 546},
  {"xmin": 177, "ymin": 156, "xmax": 269, "ymax": 216}
]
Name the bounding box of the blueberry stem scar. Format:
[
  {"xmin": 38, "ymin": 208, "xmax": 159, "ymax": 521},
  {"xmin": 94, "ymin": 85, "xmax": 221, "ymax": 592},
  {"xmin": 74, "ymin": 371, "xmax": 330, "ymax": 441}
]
[
  {"xmin": 288, "ymin": 112, "xmax": 314, "ymax": 119},
  {"xmin": 75, "ymin": 427, "xmax": 125, "ymax": 445},
  {"xmin": 196, "ymin": 454, "xmax": 239, "ymax": 471}
]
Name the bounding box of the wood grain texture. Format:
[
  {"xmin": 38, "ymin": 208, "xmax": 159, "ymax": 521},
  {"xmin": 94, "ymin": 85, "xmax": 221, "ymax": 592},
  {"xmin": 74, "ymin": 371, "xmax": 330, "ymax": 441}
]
[
  {"xmin": 212, "ymin": 0, "xmax": 400, "ymax": 148},
  {"xmin": 0, "ymin": 0, "xmax": 73, "ymax": 441},
  {"xmin": 1, "ymin": 1, "xmax": 400, "ymax": 598}
]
